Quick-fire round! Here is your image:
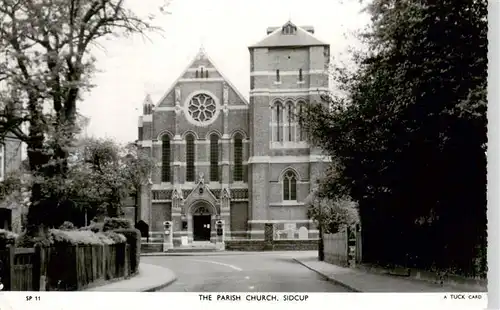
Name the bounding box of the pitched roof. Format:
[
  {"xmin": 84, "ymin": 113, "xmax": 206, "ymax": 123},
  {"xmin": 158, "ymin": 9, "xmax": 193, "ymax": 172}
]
[
  {"xmin": 249, "ymin": 21, "xmax": 328, "ymax": 48},
  {"xmin": 155, "ymin": 46, "xmax": 249, "ymax": 108}
]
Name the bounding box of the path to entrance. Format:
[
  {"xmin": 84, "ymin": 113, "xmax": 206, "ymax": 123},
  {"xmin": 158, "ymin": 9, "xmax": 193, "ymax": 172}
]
[{"xmin": 142, "ymin": 251, "xmax": 351, "ymax": 292}]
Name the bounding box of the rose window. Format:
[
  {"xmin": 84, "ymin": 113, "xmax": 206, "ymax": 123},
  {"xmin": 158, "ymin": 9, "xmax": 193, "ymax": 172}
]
[{"xmin": 187, "ymin": 93, "xmax": 217, "ymax": 123}]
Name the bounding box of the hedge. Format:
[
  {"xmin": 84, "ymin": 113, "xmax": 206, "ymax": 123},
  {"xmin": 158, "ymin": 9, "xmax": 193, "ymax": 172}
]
[
  {"xmin": 112, "ymin": 228, "xmax": 141, "ymax": 274},
  {"xmin": 102, "ymin": 217, "xmax": 133, "ymax": 231},
  {"xmin": 15, "ymin": 229, "xmax": 126, "ymax": 247}
]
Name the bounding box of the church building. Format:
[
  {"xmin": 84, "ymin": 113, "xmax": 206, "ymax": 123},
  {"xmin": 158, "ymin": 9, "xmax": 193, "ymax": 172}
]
[{"xmin": 137, "ymin": 21, "xmax": 331, "ymax": 245}]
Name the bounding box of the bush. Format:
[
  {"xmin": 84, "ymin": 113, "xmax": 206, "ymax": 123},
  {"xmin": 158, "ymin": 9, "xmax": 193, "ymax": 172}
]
[
  {"xmin": 0, "ymin": 229, "xmax": 18, "ymax": 248},
  {"xmin": 16, "ymin": 231, "xmax": 53, "ymax": 248},
  {"xmin": 16, "ymin": 229, "xmax": 127, "ymax": 247},
  {"xmin": 102, "ymin": 217, "xmax": 133, "ymax": 232},
  {"xmin": 113, "ymin": 228, "xmax": 141, "ymax": 274},
  {"xmin": 80, "ymin": 222, "xmax": 104, "ymax": 233},
  {"xmin": 104, "ymin": 231, "xmax": 127, "ymax": 244},
  {"xmin": 59, "ymin": 221, "xmax": 76, "ymax": 231}
]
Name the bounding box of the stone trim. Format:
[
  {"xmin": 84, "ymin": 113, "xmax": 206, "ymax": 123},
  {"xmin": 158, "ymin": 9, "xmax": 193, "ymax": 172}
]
[
  {"xmin": 151, "ymin": 183, "xmax": 249, "ymax": 190},
  {"xmin": 251, "ymin": 70, "xmax": 325, "ymax": 76},
  {"xmin": 247, "ymin": 155, "xmax": 331, "ymax": 164},
  {"xmin": 249, "ymin": 87, "xmax": 330, "ymax": 96},
  {"xmin": 157, "ymin": 161, "xmax": 248, "ymax": 167},
  {"xmin": 248, "ymin": 219, "xmax": 314, "ymax": 224},
  {"xmin": 178, "ymin": 77, "xmax": 225, "ymax": 82},
  {"xmin": 269, "ymin": 202, "xmax": 306, "ymax": 207},
  {"xmin": 154, "ymin": 105, "xmax": 247, "ymax": 112}
]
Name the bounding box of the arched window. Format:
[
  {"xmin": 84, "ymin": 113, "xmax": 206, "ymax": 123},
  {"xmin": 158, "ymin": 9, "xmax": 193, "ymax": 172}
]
[
  {"xmin": 283, "ymin": 170, "xmax": 297, "ymax": 201},
  {"xmin": 210, "ymin": 134, "xmax": 219, "ymax": 181},
  {"xmin": 286, "ymin": 101, "xmax": 294, "ymax": 142},
  {"xmin": 233, "ymin": 133, "xmax": 243, "ymax": 181},
  {"xmin": 297, "ymin": 101, "xmax": 306, "ymax": 141},
  {"xmin": 299, "ymin": 69, "xmax": 303, "ymax": 81},
  {"xmin": 0, "ymin": 144, "xmax": 5, "ymax": 182},
  {"xmin": 200, "ymin": 67, "xmax": 204, "ymax": 78},
  {"xmin": 274, "ymin": 102, "xmax": 283, "ymax": 142},
  {"xmin": 276, "ymin": 69, "xmax": 280, "ymax": 82},
  {"xmin": 161, "ymin": 135, "xmax": 171, "ymax": 182},
  {"xmin": 205, "ymin": 70, "xmax": 209, "ymax": 78},
  {"xmin": 185, "ymin": 134, "xmax": 195, "ymax": 182},
  {"xmin": 195, "ymin": 70, "xmax": 199, "ymax": 78}
]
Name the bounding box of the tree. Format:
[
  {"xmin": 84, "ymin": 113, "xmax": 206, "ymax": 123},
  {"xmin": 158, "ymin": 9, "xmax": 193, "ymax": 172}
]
[
  {"xmin": 300, "ymin": 0, "xmax": 487, "ymax": 277},
  {"xmin": 67, "ymin": 137, "xmax": 155, "ymax": 220},
  {"xmin": 0, "ymin": 0, "xmax": 169, "ymax": 233},
  {"xmin": 305, "ymin": 171, "xmax": 360, "ymax": 261},
  {"xmin": 122, "ymin": 141, "xmax": 156, "ymax": 223}
]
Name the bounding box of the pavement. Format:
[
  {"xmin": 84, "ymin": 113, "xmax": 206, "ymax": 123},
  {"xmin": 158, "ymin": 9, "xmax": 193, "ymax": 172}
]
[
  {"xmin": 142, "ymin": 250, "xmax": 351, "ymax": 292},
  {"xmin": 294, "ymin": 253, "xmax": 487, "ymax": 292},
  {"xmin": 85, "ymin": 263, "xmax": 177, "ymax": 292}
]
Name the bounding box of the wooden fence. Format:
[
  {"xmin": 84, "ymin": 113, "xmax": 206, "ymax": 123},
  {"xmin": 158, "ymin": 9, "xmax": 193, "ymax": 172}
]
[
  {"xmin": 0, "ymin": 243, "xmax": 131, "ymax": 291},
  {"xmin": 324, "ymin": 231, "xmax": 349, "ymax": 267},
  {"xmin": 323, "ymin": 229, "xmax": 363, "ymax": 267}
]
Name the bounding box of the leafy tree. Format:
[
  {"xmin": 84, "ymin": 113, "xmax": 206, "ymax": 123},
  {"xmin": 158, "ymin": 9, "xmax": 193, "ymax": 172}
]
[
  {"xmin": 0, "ymin": 0, "xmax": 169, "ymax": 234},
  {"xmin": 66, "ymin": 137, "xmax": 155, "ymax": 220},
  {"xmin": 300, "ymin": 0, "xmax": 487, "ymax": 277}
]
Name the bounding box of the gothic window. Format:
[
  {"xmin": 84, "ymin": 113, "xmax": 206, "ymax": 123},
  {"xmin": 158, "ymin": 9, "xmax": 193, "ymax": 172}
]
[
  {"xmin": 233, "ymin": 133, "xmax": 243, "ymax": 181},
  {"xmin": 276, "ymin": 69, "xmax": 280, "ymax": 82},
  {"xmin": 195, "ymin": 70, "xmax": 199, "ymax": 78},
  {"xmin": 299, "ymin": 69, "xmax": 303, "ymax": 81},
  {"xmin": 161, "ymin": 135, "xmax": 171, "ymax": 182},
  {"xmin": 274, "ymin": 102, "xmax": 283, "ymax": 142},
  {"xmin": 286, "ymin": 102, "xmax": 295, "ymax": 142},
  {"xmin": 187, "ymin": 93, "xmax": 217, "ymax": 123},
  {"xmin": 186, "ymin": 134, "xmax": 195, "ymax": 182},
  {"xmin": 297, "ymin": 101, "xmax": 307, "ymax": 141},
  {"xmin": 0, "ymin": 144, "xmax": 4, "ymax": 182},
  {"xmin": 205, "ymin": 70, "xmax": 209, "ymax": 78},
  {"xmin": 200, "ymin": 67, "xmax": 204, "ymax": 78},
  {"xmin": 138, "ymin": 127, "xmax": 143, "ymax": 141},
  {"xmin": 283, "ymin": 170, "xmax": 297, "ymax": 201},
  {"xmin": 210, "ymin": 134, "xmax": 219, "ymax": 181}
]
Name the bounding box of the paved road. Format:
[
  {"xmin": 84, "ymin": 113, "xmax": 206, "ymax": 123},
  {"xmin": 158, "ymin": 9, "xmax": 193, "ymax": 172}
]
[{"xmin": 143, "ymin": 252, "xmax": 351, "ymax": 292}]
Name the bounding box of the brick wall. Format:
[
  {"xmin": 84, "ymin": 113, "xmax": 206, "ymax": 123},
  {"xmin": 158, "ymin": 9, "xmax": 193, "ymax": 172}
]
[
  {"xmin": 225, "ymin": 239, "xmax": 318, "ymax": 251},
  {"xmin": 151, "ymin": 203, "xmax": 171, "ymax": 231},
  {"xmin": 230, "ymin": 202, "xmax": 248, "ymax": 232}
]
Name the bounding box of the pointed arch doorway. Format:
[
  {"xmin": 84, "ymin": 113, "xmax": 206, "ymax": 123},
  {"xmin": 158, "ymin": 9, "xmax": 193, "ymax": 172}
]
[{"xmin": 192, "ymin": 203, "xmax": 213, "ymax": 241}]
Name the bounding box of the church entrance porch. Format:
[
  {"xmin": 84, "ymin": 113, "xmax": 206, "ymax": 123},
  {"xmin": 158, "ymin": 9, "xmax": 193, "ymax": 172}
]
[
  {"xmin": 186, "ymin": 201, "xmax": 217, "ymax": 245},
  {"xmin": 193, "ymin": 215, "xmax": 211, "ymax": 241}
]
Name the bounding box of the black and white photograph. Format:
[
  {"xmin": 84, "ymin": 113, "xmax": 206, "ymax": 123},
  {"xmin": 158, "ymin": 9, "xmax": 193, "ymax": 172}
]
[{"xmin": 0, "ymin": 0, "xmax": 493, "ymax": 308}]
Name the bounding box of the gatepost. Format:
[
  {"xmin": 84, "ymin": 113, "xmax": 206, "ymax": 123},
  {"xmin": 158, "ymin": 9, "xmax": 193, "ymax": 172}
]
[
  {"xmin": 215, "ymin": 220, "xmax": 225, "ymax": 250},
  {"xmin": 163, "ymin": 221, "xmax": 173, "ymax": 252}
]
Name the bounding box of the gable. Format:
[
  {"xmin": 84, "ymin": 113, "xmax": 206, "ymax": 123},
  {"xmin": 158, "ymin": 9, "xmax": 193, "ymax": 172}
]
[{"xmin": 156, "ymin": 47, "xmax": 248, "ymax": 108}]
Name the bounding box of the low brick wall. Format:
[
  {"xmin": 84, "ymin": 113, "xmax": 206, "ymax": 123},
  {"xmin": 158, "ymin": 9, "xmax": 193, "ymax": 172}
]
[
  {"xmin": 226, "ymin": 239, "xmax": 318, "ymax": 251},
  {"xmin": 141, "ymin": 243, "xmax": 163, "ymax": 253}
]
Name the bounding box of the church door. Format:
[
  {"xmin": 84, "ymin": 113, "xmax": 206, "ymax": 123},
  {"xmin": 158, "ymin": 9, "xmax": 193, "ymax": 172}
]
[{"xmin": 193, "ymin": 215, "xmax": 211, "ymax": 241}]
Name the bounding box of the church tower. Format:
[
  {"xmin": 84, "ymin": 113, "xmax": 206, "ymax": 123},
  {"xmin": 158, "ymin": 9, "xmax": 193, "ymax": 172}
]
[{"xmin": 247, "ymin": 21, "xmax": 331, "ymax": 239}]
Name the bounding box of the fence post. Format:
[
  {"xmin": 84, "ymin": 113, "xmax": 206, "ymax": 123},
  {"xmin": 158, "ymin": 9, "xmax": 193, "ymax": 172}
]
[
  {"xmin": 5, "ymin": 245, "xmax": 15, "ymax": 291},
  {"xmin": 74, "ymin": 245, "xmax": 80, "ymax": 291},
  {"xmin": 32, "ymin": 245, "xmax": 41, "ymax": 291}
]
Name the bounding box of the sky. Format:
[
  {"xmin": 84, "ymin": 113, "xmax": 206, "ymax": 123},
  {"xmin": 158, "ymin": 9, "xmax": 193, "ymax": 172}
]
[{"xmin": 78, "ymin": 0, "xmax": 369, "ymax": 143}]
